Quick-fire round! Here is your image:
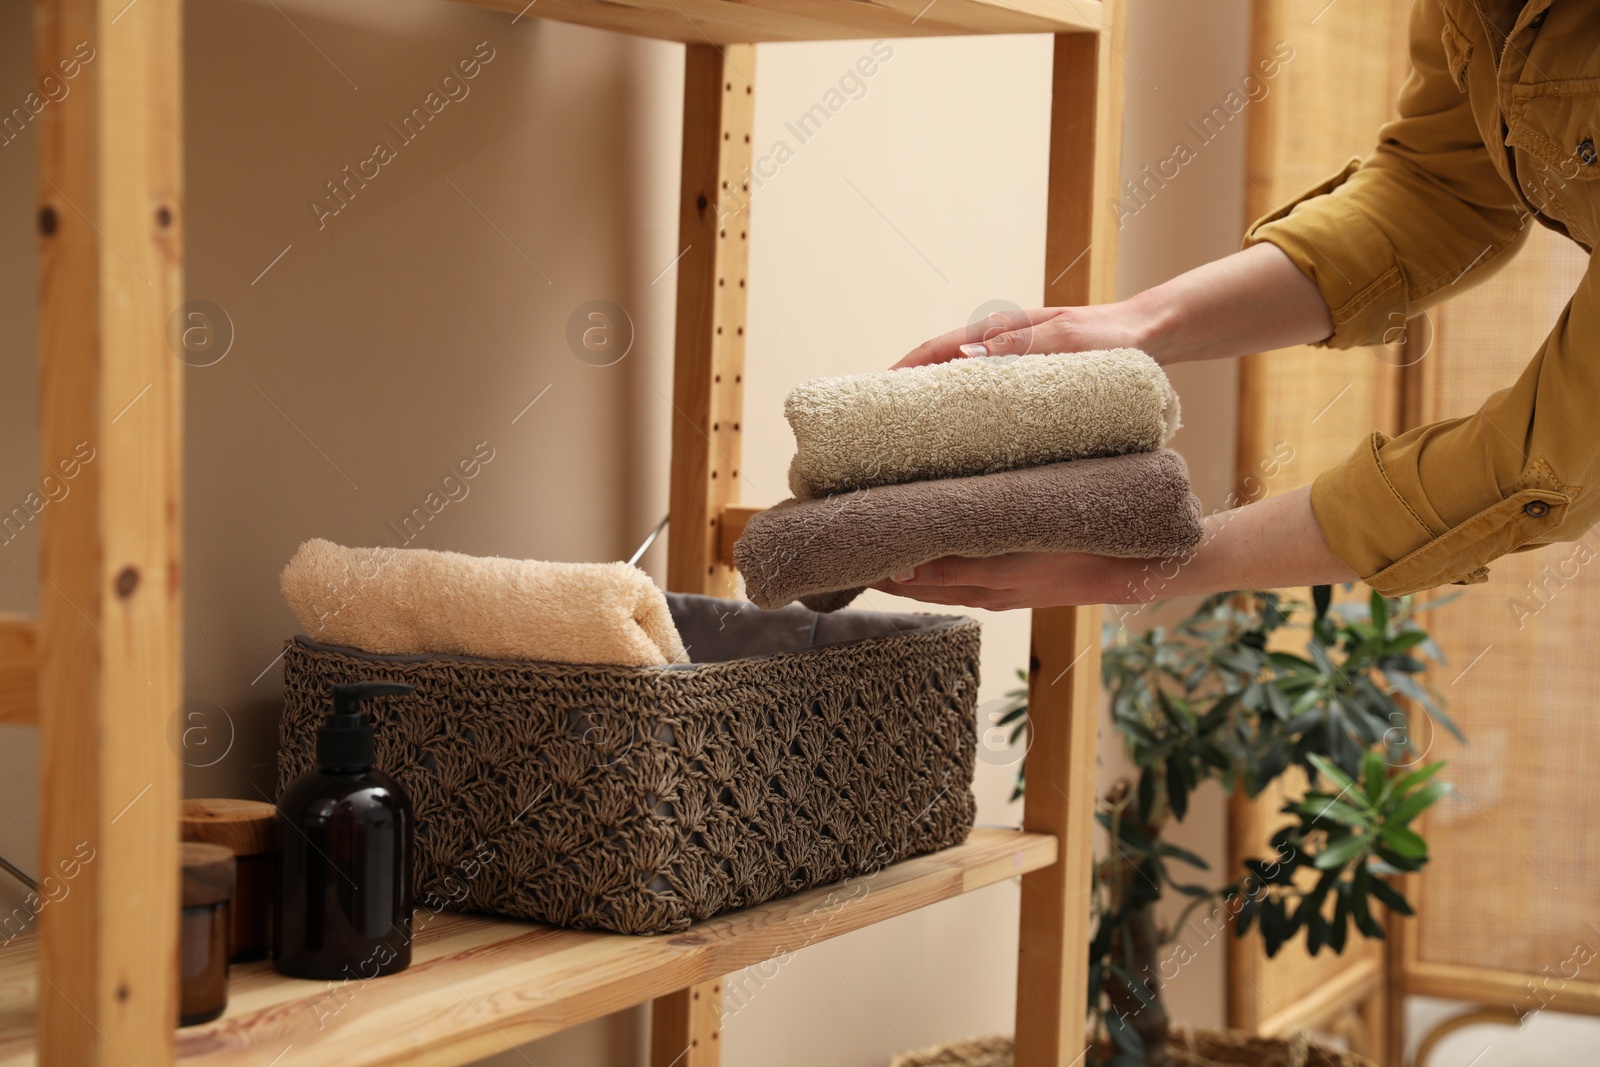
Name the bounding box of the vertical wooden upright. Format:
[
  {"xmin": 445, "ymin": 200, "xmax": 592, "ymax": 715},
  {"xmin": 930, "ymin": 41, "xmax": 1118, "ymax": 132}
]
[
  {"xmin": 665, "ymin": 42, "xmax": 755, "ymax": 601},
  {"xmin": 657, "ymin": 39, "xmax": 756, "ymax": 1067},
  {"xmin": 1014, "ymin": 6, "xmax": 1125, "ymax": 1065},
  {"xmin": 35, "ymin": 0, "xmax": 184, "ymax": 1062}
]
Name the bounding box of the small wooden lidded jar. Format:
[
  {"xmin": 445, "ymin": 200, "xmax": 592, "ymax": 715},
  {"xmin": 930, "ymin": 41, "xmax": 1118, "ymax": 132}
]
[
  {"xmin": 181, "ymin": 798, "xmax": 278, "ymax": 963},
  {"xmin": 180, "ymin": 842, "xmax": 234, "ymax": 1027}
]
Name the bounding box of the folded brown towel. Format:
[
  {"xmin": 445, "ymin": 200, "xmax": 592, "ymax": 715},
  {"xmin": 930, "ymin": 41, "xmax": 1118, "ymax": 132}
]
[
  {"xmin": 280, "ymin": 539, "xmax": 688, "ymax": 666},
  {"xmin": 785, "ymin": 349, "xmax": 1181, "ymax": 499},
  {"xmin": 734, "ymin": 450, "xmax": 1205, "ymax": 611}
]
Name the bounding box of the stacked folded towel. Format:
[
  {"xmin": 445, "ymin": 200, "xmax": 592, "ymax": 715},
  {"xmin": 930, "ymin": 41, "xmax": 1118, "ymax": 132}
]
[
  {"xmin": 735, "ymin": 349, "xmax": 1205, "ymax": 611},
  {"xmin": 280, "ymin": 538, "xmax": 688, "ymax": 666},
  {"xmin": 785, "ymin": 349, "xmax": 1181, "ymax": 499}
]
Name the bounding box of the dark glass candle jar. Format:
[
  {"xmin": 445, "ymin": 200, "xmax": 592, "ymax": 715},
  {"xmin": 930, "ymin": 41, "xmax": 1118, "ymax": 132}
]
[
  {"xmin": 180, "ymin": 842, "xmax": 235, "ymax": 1027},
  {"xmin": 182, "ymin": 798, "xmax": 278, "ymax": 963}
]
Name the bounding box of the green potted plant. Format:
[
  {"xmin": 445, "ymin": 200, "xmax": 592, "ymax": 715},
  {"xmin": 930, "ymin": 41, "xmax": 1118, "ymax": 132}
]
[{"xmin": 892, "ymin": 587, "xmax": 1459, "ymax": 1067}]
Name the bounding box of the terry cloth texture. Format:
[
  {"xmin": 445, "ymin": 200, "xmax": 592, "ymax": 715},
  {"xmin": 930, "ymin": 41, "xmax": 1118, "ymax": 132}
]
[
  {"xmin": 784, "ymin": 349, "xmax": 1181, "ymax": 499},
  {"xmin": 279, "ymin": 538, "xmax": 687, "ymax": 667},
  {"xmin": 736, "ymin": 449, "xmax": 1205, "ymax": 611}
]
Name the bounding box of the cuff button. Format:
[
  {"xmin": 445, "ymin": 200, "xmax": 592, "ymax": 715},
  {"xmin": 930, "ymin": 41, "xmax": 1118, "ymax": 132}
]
[{"xmin": 1525, "ymin": 500, "xmax": 1551, "ymax": 517}]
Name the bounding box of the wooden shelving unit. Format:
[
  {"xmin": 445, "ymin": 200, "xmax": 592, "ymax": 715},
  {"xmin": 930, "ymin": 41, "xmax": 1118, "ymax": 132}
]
[
  {"xmin": 3, "ymin": 0, "xmax": 1125, "ymax": 1063},
  {"xmin": 0, "ymin": 829, "xmax": 1055, "ymax": 1065}
]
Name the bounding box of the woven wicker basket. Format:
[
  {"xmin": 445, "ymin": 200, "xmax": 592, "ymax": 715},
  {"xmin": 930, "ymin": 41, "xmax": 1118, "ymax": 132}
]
[
  {"xmin": 278, "ymin": 592, "xmax": 980, "ymax": 935},
  {"xmin": 886, "ymin": 1030, "xmax": 1375, "ymax": 1067}
]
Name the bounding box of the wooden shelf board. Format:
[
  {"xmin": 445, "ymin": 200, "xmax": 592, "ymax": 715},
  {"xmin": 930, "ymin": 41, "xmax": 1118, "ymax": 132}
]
[
  {"xmin": 0, "ymin": 828, "xmax": 1053, "ymax": 1066},
  {"xmin": 449, "ymin": 0, "xmax": 1100, "ymax": 43}
]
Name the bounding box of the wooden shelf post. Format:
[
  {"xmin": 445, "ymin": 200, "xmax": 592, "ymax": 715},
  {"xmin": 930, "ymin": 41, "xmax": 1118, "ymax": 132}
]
[
  {"xmin": 666, "ymin": 42, "xmax": 754, "ymax": 600},
  {"xmin": 34, "ymin": 0, "xmax": 185, "ymax": 1062},
  {"xmin": 658, "ymin": 40, "xmax": 757, "ymax": 1066},
  {"xmin": 1015, "ymin": 7, "xmax": 1125, "ymax": 1065}
]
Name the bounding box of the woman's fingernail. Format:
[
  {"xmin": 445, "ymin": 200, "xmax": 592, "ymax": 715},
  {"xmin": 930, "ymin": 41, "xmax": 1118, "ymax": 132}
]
[
  {"xmin": 892, "ymin": 569, "xmax": 916, "ymax": 582},
  {"xmin": 958, "ymin": 343, "xmax": 987, "ymax": 358}
]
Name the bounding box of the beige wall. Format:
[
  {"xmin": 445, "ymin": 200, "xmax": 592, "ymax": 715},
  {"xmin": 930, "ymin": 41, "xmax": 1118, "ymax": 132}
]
[{"xmin": 0, "ymin": 0, "xmax": 1252, "ymax": 1062}]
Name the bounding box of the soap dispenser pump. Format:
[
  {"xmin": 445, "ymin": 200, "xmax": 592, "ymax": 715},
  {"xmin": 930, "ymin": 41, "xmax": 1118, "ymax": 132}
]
[{"xmin": 274, "ymin": 680, "xmax": 414, "ymax": 980}]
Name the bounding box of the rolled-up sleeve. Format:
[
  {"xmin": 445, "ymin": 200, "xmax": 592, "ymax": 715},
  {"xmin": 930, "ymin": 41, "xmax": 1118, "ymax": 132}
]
[
  {"xmin": 1234, "ymin": 0, "xmax": 1600, "ymax": 595},
  {"xmin": 1310, "ymin": 254, "xmax": 1597, "ymax": 596},
  {"xmin": 1242, "ymin": 0, "xmax": 1529, "ymax": 346}
]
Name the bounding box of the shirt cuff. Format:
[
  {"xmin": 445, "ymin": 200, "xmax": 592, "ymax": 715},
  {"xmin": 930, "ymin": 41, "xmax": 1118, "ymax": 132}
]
[
  {"xmin": 1310, "ymin": 431, "xmax": 1573, "ymax": 596},
  {"xmin": 1241, "ymin": 158, "xmax": 1409, "ymax": 349}
]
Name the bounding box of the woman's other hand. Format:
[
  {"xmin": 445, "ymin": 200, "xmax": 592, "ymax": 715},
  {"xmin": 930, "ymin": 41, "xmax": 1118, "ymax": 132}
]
[
  {"xmin": 892, "ymin": 243, "xmax": 1333, "ymax": 370},
  {"xmin": 892, "ymin": 304, "xmax": 1148, "ymax": 369}
]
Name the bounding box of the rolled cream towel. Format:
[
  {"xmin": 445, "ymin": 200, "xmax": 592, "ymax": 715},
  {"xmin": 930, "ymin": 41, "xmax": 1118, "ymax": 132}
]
[
  {"xmin": 737, "ymin": 450, "xmax": 1205, "ymax": 612},
  {"xmin": 280, "ymin": 538, "xmax": 688, "ymax": 667},
  {"xmin": 785, "ymin": 349, "xmax": 1180, "ymax": 499}
]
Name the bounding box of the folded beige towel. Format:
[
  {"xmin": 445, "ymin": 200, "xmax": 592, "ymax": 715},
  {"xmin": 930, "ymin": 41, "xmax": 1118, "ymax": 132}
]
[
  {"xmin": 785, "ymin": 349, "xmax": 1181, "ymax": 499},
  {"xmin": 736, "ymin": 450, "xmax": 1204, "ymax": 612},
  {"xmin": 280, "ymin": 538, "xmax": 687, "ymax": 667}
]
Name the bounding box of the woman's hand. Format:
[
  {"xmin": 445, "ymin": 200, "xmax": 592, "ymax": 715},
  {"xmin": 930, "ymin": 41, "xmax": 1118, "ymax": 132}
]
[
  {"xmin": 893, "ymin": 303, "xmax": 1152, "ymax": 369},
  {"xmin": 871, "ymin": 485, "xmax": 1357, "ymax": 610},
  {"xmin": 893, "ymin": 243, "xmax": 1334, "ymax": 370}
]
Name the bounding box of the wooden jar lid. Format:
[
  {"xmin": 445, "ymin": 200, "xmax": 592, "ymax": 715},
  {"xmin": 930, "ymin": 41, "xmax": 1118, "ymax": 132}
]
[
  {"xmin": 181, "ymin": 842, "xmax": 235, "ymax": 907},
  {"xmin": 181, "ymin": 798, "xmax": 277, "ymax": 857}
]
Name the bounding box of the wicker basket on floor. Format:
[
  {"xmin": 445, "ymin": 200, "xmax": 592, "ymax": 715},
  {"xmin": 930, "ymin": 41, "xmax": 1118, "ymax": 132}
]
[
  {"xmin": 887, "ymin": 1030, "xmax": 1375, "ymax": 1067},
  {"xmin": 279, "ymin": 592, "xmax": 980, "ymax": 935}
]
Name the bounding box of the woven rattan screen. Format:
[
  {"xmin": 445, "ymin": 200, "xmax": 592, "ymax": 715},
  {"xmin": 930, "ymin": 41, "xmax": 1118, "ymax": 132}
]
[
  {"xmin": 1229, "ymin": 0, "xmax": 1412, "ymax": 1040},
  {"xmin": 1408, "ymin": 224, "xmax": 1597, "ymax": 989}
]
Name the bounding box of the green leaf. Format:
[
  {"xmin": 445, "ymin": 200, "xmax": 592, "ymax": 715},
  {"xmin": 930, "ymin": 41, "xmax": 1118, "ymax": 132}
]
[
  {"xmin": 1388, "ymin": 780, "xmax": 1450, "ymax": 826},
  {"xmin": 1106, "ymin": 1010, "xmax": 1145, "ymax": 1056},
  {"xmin": 1370, "ymin": 590, "xmax": 1389, "ymax": 634},
  {"xmin": 1368, "ymin": 876, "xmax": 1415, "ymax": 916},
  {"xmin": 1378, "ymin": 823, "xmax": 1428, "ymax": 859},
  {"xmin": 1378, "ymin": 761, "xmax": 1446, "ymax": 808},
  {"xmin": 1363, "ymin": 751, "xmax": 1386, "ymax": 804},
  {"xmin": 1373, "ymin": 843, "xmax": 1424, "ymax": 872},
  {"xmin": 1328, "ymin": 890, "xmax": 1350, "ymax": 953},
  {"xmin": 1307, "ymin": 752, "xmax": 1357, "ymax": 795},
  {"xmin": 1298, "ymin": 797, "xmax": 1372, "ymax": 829},
  {"xmin": 1167, "ymin": 758, "xmax": 1190, "ymax": 821},
  {"xmin": 1157, "ymin": 689, "xmax": 1193, "ymax": 735},
  {"xmin": 1196, "ymin": 691, "xmax": 1243, "ymax": 733},
  {"xmin": 1314, "ymin": 831, "xmax": 1371, "ymax": 870},
  {"xmin": 1384, "ymin": 630, "xmax": 1430, "ymax": 655},
  {"xmin": 1269, "ymin": 651, "xmax": 1317, "ymax": 675},
  {"xmin": 1155, "ymin": 840, "xmax": 1211, "ymax": 870},
  {"xmin": 1350, "ymin": 867, "xmax": 1385, "ymax": 939},
  {"xmin": 1235, "ymin": 893, "xmax": 1258, "ymax": 936},
  {"xmin": 1264, "ymin": 684, "xmax": 1293, "ymax": 722}
]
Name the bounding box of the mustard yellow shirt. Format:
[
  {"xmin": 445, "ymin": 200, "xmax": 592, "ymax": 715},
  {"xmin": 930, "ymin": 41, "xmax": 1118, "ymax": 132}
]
[{"xmin": 1243, "ymin": 0, "xmax": 1598, "ymax": 595}]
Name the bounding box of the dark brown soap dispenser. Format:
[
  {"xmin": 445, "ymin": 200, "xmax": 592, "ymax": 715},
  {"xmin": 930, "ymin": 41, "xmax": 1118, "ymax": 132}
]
[{"xmin": 274, "ymin": 680, "xmax": 414, "ymax": 981}]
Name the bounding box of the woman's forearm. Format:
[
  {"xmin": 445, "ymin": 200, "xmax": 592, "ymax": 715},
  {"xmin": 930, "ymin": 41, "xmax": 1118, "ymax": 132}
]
[
  {"xmin": 900, "ymin": 243, "xmax": 1334, "ymax": 368},
  {"xmin": 874, "ymin": 485, "xmax": 1358, "ymax": 609},
  {"xmin": 1174, "ymin": 484, "xmax": 1357, "ymax": 595},
  {"xmin": 1128, "ymin": 243, "xmax": 1335, "ymax": 365}
]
